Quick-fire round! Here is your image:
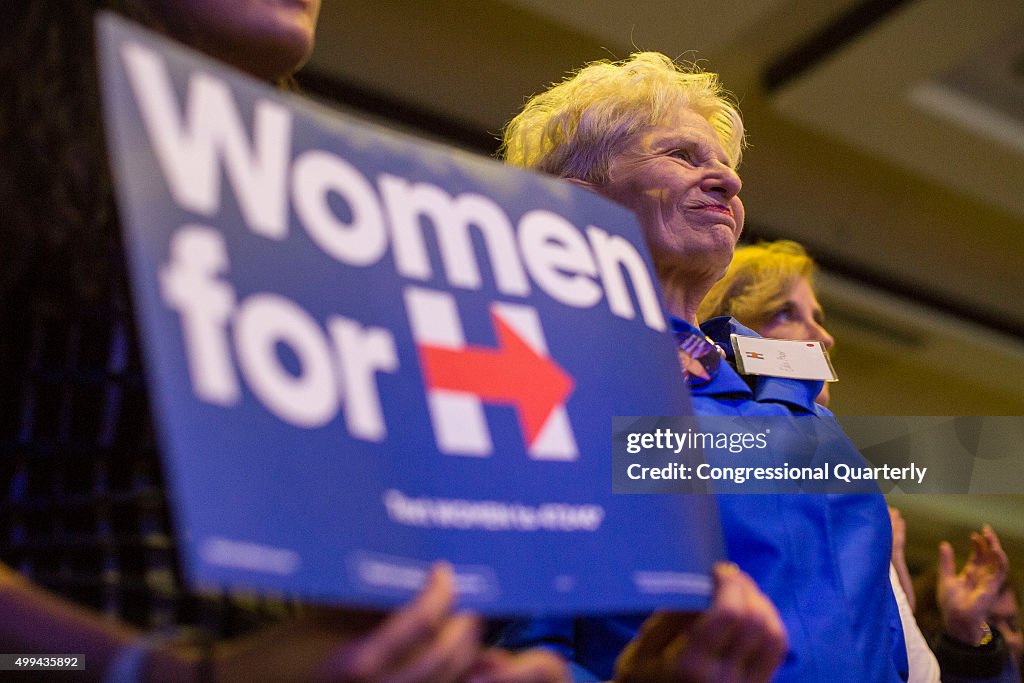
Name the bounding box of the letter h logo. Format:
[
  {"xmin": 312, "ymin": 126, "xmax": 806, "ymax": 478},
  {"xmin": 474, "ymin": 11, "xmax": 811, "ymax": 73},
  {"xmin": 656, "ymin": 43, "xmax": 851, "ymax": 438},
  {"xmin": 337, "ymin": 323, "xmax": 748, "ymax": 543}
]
[{"xmin": 405, "ymin": 287, "xmax": 577, "ymax": 460}]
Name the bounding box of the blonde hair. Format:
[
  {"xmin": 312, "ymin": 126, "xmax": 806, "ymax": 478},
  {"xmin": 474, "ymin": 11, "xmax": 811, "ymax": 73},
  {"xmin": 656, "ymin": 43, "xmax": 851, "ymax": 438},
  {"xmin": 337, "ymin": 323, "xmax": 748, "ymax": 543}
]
[
  {"xmin": 698, "ymin": 240, "xmax": 815, "ymax": 325},
  {"xmin": 500, "ymin": 52, "xmax": 744, "ymax": 183}
]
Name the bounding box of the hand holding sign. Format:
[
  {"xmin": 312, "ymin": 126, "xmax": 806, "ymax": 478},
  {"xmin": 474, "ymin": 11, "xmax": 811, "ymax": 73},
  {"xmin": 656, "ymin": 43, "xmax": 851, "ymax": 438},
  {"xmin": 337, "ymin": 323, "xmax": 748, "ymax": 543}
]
[
  {"xmin": 154, "ymin": 563, "xmax": 478, "ymax": 682},
  {"xmin": 614, "ymin": 564, "xmax": 787, "ymax": 683},
  {"xmin": 99, "ymin": 13, "xmax": 720, "ymax": 614}
]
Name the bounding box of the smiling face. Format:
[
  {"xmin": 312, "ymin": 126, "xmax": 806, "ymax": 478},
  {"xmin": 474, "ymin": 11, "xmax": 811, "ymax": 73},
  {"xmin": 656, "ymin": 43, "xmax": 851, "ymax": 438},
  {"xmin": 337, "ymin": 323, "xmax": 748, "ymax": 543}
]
[
  {"xmin": 150, "ymin": 0, "xmax": 322, "ymax": 81},
  {"xmin": 597, "ymin": 107, "xmax": 744, "ymax": 283}
]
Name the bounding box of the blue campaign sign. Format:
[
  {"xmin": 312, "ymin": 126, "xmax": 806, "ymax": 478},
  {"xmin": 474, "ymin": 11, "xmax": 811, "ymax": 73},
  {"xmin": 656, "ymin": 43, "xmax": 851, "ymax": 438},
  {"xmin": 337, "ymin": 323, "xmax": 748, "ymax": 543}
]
[{"xmin": 97, "ymin": 13, "xmax": 723, "ymax": 614}]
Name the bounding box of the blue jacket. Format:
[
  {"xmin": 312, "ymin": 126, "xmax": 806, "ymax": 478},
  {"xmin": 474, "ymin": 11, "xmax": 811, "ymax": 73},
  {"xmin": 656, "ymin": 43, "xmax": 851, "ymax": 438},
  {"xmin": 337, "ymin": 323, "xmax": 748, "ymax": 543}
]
[{"xmin": 499, "ymin": 317, "xmax": 908, "ymax": 682}]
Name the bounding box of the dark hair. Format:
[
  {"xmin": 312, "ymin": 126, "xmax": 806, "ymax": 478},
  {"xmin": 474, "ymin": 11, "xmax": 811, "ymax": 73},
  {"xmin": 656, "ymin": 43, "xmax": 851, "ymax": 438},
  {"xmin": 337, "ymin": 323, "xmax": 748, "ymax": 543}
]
[
  {"xmin": 0, "ymin": 1, "xmax": 163, "ymax": 303},
  {"xmin": 0, "ymin": 2, "xmax": 302, "ymax": 303},
  {"xmin": 0, "ymin": 0, "xmax": 297, "ymax": 634}
]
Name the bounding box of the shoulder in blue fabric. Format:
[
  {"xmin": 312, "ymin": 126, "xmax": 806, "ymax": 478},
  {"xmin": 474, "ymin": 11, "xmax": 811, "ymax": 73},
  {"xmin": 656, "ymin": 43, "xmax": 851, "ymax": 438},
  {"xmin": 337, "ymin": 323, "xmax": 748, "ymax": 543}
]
[{"xmin": 698, "ymin": 316, "xmax": 825, "ymax": 413}]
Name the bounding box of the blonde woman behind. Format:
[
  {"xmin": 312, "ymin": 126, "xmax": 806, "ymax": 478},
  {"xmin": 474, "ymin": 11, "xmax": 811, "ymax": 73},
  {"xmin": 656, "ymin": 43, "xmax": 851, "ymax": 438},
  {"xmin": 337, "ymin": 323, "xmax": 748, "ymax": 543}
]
[
  {"xmin": 698, "ymin": 240, "xmax": 834, "ymax": 406},
  {"xmin": 699, "ymin": 240, "xmax": 941, "ymax": 681}
]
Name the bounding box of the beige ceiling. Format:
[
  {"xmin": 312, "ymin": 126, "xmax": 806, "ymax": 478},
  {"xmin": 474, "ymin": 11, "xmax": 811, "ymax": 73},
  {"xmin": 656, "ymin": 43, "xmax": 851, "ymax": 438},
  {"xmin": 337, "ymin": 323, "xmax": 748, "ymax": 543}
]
[
  {"xmin": 306, "ymin": 0, "xmax": 1024, "ymax": 332},
  {"xmin": 302, "ymin": 0, "xmax": 1024, "ymax": 564}
]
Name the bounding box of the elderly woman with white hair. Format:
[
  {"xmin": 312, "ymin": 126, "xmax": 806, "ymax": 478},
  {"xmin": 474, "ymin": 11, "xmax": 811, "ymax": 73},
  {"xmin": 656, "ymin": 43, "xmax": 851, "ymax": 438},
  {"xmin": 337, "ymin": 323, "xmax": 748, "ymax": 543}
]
[{"xmin": 498, "ymin": 52, "xmax": 907, "ymax": 682}]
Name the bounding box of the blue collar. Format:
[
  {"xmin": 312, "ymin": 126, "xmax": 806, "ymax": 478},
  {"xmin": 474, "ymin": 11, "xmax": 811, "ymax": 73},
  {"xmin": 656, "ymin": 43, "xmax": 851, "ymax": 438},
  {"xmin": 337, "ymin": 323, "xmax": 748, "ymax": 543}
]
[{"xmin": 673, "ymin": 316, "xmax": 825, "ymax": 413}]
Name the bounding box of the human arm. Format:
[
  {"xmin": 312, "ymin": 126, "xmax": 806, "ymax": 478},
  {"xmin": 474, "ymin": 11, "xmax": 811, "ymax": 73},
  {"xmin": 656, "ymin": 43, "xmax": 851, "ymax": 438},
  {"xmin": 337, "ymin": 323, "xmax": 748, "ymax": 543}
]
[
  {"xmin": 0, "ymin": 562, "xmax": 183, "ymax": 681},
  {"xmin": 932, "ymin": 629, "xmax": 1015, "ymax": 683},
  {"xmin": 1, "ymin": 561, "xmax": 481, "ymax": 682},
  {"xmin": 613, "ymin": 563, "xmax": 787, "ymax": 683},
  {"xmin": 931, "ymin": 525, "xmax": 1015, "ymax": 682},
  {"xmin": 937, "ymin": 525, "xmax": 1007, "ymax": 646},
  {"xmin": 493, "ymin": 563, "xmax": 785, "ymax": 683},
  {"xmin": 890, "ymin": 506, "xmax": 917, "ymax": 613}
]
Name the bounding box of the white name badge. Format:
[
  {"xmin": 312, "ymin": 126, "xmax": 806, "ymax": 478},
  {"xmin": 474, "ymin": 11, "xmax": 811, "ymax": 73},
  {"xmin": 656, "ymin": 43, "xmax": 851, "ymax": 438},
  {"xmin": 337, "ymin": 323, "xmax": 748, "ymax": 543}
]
[{"xmin": 731, "ymin": 334, "xmax": 837, "ymax": 382}]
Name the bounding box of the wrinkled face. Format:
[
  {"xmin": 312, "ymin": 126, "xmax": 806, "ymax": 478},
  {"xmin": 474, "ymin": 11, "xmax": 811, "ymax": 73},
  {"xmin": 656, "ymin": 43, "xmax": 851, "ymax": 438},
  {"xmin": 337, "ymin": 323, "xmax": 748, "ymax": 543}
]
[
  {"xmin": 756, "ymin": 276, "xmax": 835, "ymax": 407},
  {"xmin": 598, "ymin": 107, "xmax": 744, "ymax": 280},
  {"xmin": 152, "ymin": 0, "xmax": 321, "ymax": 80},
  {"xmin": 990, "ymin": 589, "xmax": 1023, "ymax": 666}
]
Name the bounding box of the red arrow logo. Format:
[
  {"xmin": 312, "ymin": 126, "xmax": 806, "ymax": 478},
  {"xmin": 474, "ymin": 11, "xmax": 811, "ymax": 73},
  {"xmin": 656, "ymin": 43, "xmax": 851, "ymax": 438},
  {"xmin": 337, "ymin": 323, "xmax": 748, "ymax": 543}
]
[{"xmin": 417, "ymin": 313, "xmax": 575, "ymax": 447}]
